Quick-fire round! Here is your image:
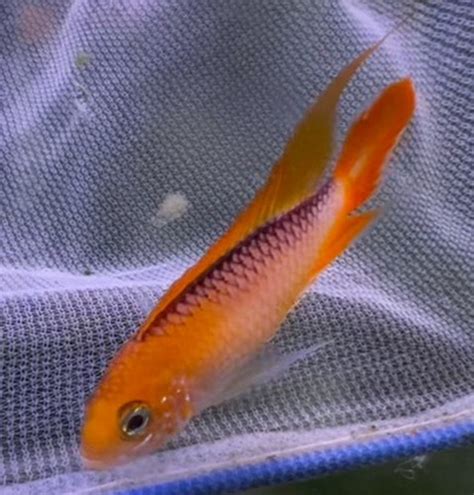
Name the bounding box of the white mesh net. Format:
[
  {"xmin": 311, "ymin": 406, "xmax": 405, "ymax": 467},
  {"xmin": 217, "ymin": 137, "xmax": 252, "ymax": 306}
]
[{"xmin": 1, "ymin": 0, "xmax": 473, "ymax": 493}]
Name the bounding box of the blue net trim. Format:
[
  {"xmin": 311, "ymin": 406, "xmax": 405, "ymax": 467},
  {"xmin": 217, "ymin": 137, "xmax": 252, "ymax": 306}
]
[{"xmin": 119, "ymin": 421, "xmax": 474, "ymax": 495}]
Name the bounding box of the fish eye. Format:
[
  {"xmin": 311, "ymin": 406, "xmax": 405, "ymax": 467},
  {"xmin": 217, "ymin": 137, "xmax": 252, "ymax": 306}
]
[{"xmin": 120, "ymin": 403, "xmax": 151, "ymax": 438}]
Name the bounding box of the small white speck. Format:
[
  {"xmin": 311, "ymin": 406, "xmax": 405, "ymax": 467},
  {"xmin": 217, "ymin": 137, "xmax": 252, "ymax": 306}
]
[{"xmin": 151, "ymin": 192, "xmax": 189, "ymax": 227}]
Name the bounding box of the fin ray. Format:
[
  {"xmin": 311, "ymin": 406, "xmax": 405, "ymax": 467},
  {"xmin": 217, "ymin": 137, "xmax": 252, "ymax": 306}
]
[{"xmin": 205, "ymin": 340, "xmax": 333, "ymax": 408}]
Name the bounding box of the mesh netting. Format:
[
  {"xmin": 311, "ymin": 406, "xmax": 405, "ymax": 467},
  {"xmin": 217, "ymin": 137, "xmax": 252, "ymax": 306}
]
[{"xmin": 1, "ymin": 0, "xmax": 473, "ymax": 493}]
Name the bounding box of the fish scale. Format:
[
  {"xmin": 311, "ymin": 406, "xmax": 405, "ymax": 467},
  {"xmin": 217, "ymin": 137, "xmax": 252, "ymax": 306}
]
[
  {"xmin": 148, "ymin": 178, "xmax": 337, "ymax": 340},
  {"xmin": 163, "ymin": 183, "xmax": 341, "ymax": 389}
]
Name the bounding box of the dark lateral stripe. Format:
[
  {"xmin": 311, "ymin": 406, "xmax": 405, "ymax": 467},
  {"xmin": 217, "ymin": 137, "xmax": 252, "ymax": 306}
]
[{"xmin": 139, "ymin": 179, "xmax": 334, "ymax": 339}]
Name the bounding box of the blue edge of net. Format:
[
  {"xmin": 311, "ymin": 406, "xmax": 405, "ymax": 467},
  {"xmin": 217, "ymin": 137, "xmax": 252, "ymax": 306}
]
[{"xmin": 116, "ymin": 420, "xmax": 474, "ymax": 494}]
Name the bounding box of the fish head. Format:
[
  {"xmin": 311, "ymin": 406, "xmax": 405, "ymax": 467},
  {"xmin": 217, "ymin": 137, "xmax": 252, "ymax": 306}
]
[{"xmin": 80, "ymin": 339, "xmax": 193, "ymax": 469}]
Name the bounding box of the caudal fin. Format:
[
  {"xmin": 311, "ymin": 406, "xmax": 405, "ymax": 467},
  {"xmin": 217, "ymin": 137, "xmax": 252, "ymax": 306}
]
[
  {"xmin": 307, "ymin": 79, "xmax": 415, "ymax": 281},
  {"xmin": 334, "ymin": 78, "xmax": 416, "ymax": 213}
]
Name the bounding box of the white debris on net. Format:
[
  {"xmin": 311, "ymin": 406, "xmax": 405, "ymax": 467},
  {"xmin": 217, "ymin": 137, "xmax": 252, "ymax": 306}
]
[{"xmin": 151, "ymin": 192, "xmax": 189, "ymax": 227}]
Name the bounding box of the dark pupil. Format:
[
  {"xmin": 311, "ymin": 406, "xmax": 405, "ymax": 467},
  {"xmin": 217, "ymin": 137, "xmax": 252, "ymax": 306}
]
[{"xmin": 127, "ymin": 413, "xmax": 145, "ymax": 432}]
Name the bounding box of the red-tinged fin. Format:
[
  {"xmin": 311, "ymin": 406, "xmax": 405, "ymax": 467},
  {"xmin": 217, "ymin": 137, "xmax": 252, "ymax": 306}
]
[
  {"xmin": 305, "ymin": 79, "xmax": 416, "ymax": 281},
  {"xmin": 334, "ymin": 78, "xmax": 416, "ymax": 213},
  {"xmin": 137, "ymin": 32, "xmax": 401, "ymax": 339}
]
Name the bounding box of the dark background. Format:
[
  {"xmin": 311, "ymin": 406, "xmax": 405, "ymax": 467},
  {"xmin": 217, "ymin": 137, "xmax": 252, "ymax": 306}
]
[{"xmin": 243, "ymin": 443, "xmax": 474, "ymax": 494}]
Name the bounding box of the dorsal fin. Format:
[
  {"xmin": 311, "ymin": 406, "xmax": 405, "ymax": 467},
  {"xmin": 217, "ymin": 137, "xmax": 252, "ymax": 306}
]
[{"xmin": 137, "ymin": 36, "xmax": 391, "ymax": 337}]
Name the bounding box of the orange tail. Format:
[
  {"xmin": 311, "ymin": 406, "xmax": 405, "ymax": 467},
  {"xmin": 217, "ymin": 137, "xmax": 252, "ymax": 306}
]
[
  {"xmin": 334, "ymin": 78, "xmax": 416, "ymax": 213},
  {"xmin": 310, "ymin": 79, "xmax": 416, "ymax": 279}
]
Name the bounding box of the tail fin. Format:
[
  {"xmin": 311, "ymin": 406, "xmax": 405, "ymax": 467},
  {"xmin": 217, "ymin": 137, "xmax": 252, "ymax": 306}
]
[
  {"xmin": 334, "ymin": 78, "xmax": 416, "ymax": 213},
  {"xmin": 305, "ymin": 79, "xmax": 415, "ymax": 281}
]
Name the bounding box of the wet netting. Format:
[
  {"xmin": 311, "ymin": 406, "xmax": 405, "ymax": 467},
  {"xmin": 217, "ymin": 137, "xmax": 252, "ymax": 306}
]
[{"xmin": 1, "ymin": 1, "xmax": 473, "ymax": 493}]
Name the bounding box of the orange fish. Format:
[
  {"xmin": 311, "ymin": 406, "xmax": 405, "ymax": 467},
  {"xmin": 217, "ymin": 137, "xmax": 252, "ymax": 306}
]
[{"xmin": 80, "ymin": 38, "xmax": 415, "ymax": 469}]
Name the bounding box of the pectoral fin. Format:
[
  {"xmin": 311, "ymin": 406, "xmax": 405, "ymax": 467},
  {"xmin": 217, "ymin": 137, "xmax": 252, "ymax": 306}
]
[{"xmin": 205, "ymin": 340, "xmax": 333, "ymax": 408}]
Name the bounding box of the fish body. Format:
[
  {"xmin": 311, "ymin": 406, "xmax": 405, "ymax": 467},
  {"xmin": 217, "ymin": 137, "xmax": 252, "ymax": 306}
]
[{"xmin": 81, "ymin": 39, "xmax": 415, "ymax": 469}]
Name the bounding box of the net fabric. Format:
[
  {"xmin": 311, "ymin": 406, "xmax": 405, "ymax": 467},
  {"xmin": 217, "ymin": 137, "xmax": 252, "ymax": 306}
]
[{"xmin": 1, "ymin": 0, "xmax": 473, "ymax": 493}]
